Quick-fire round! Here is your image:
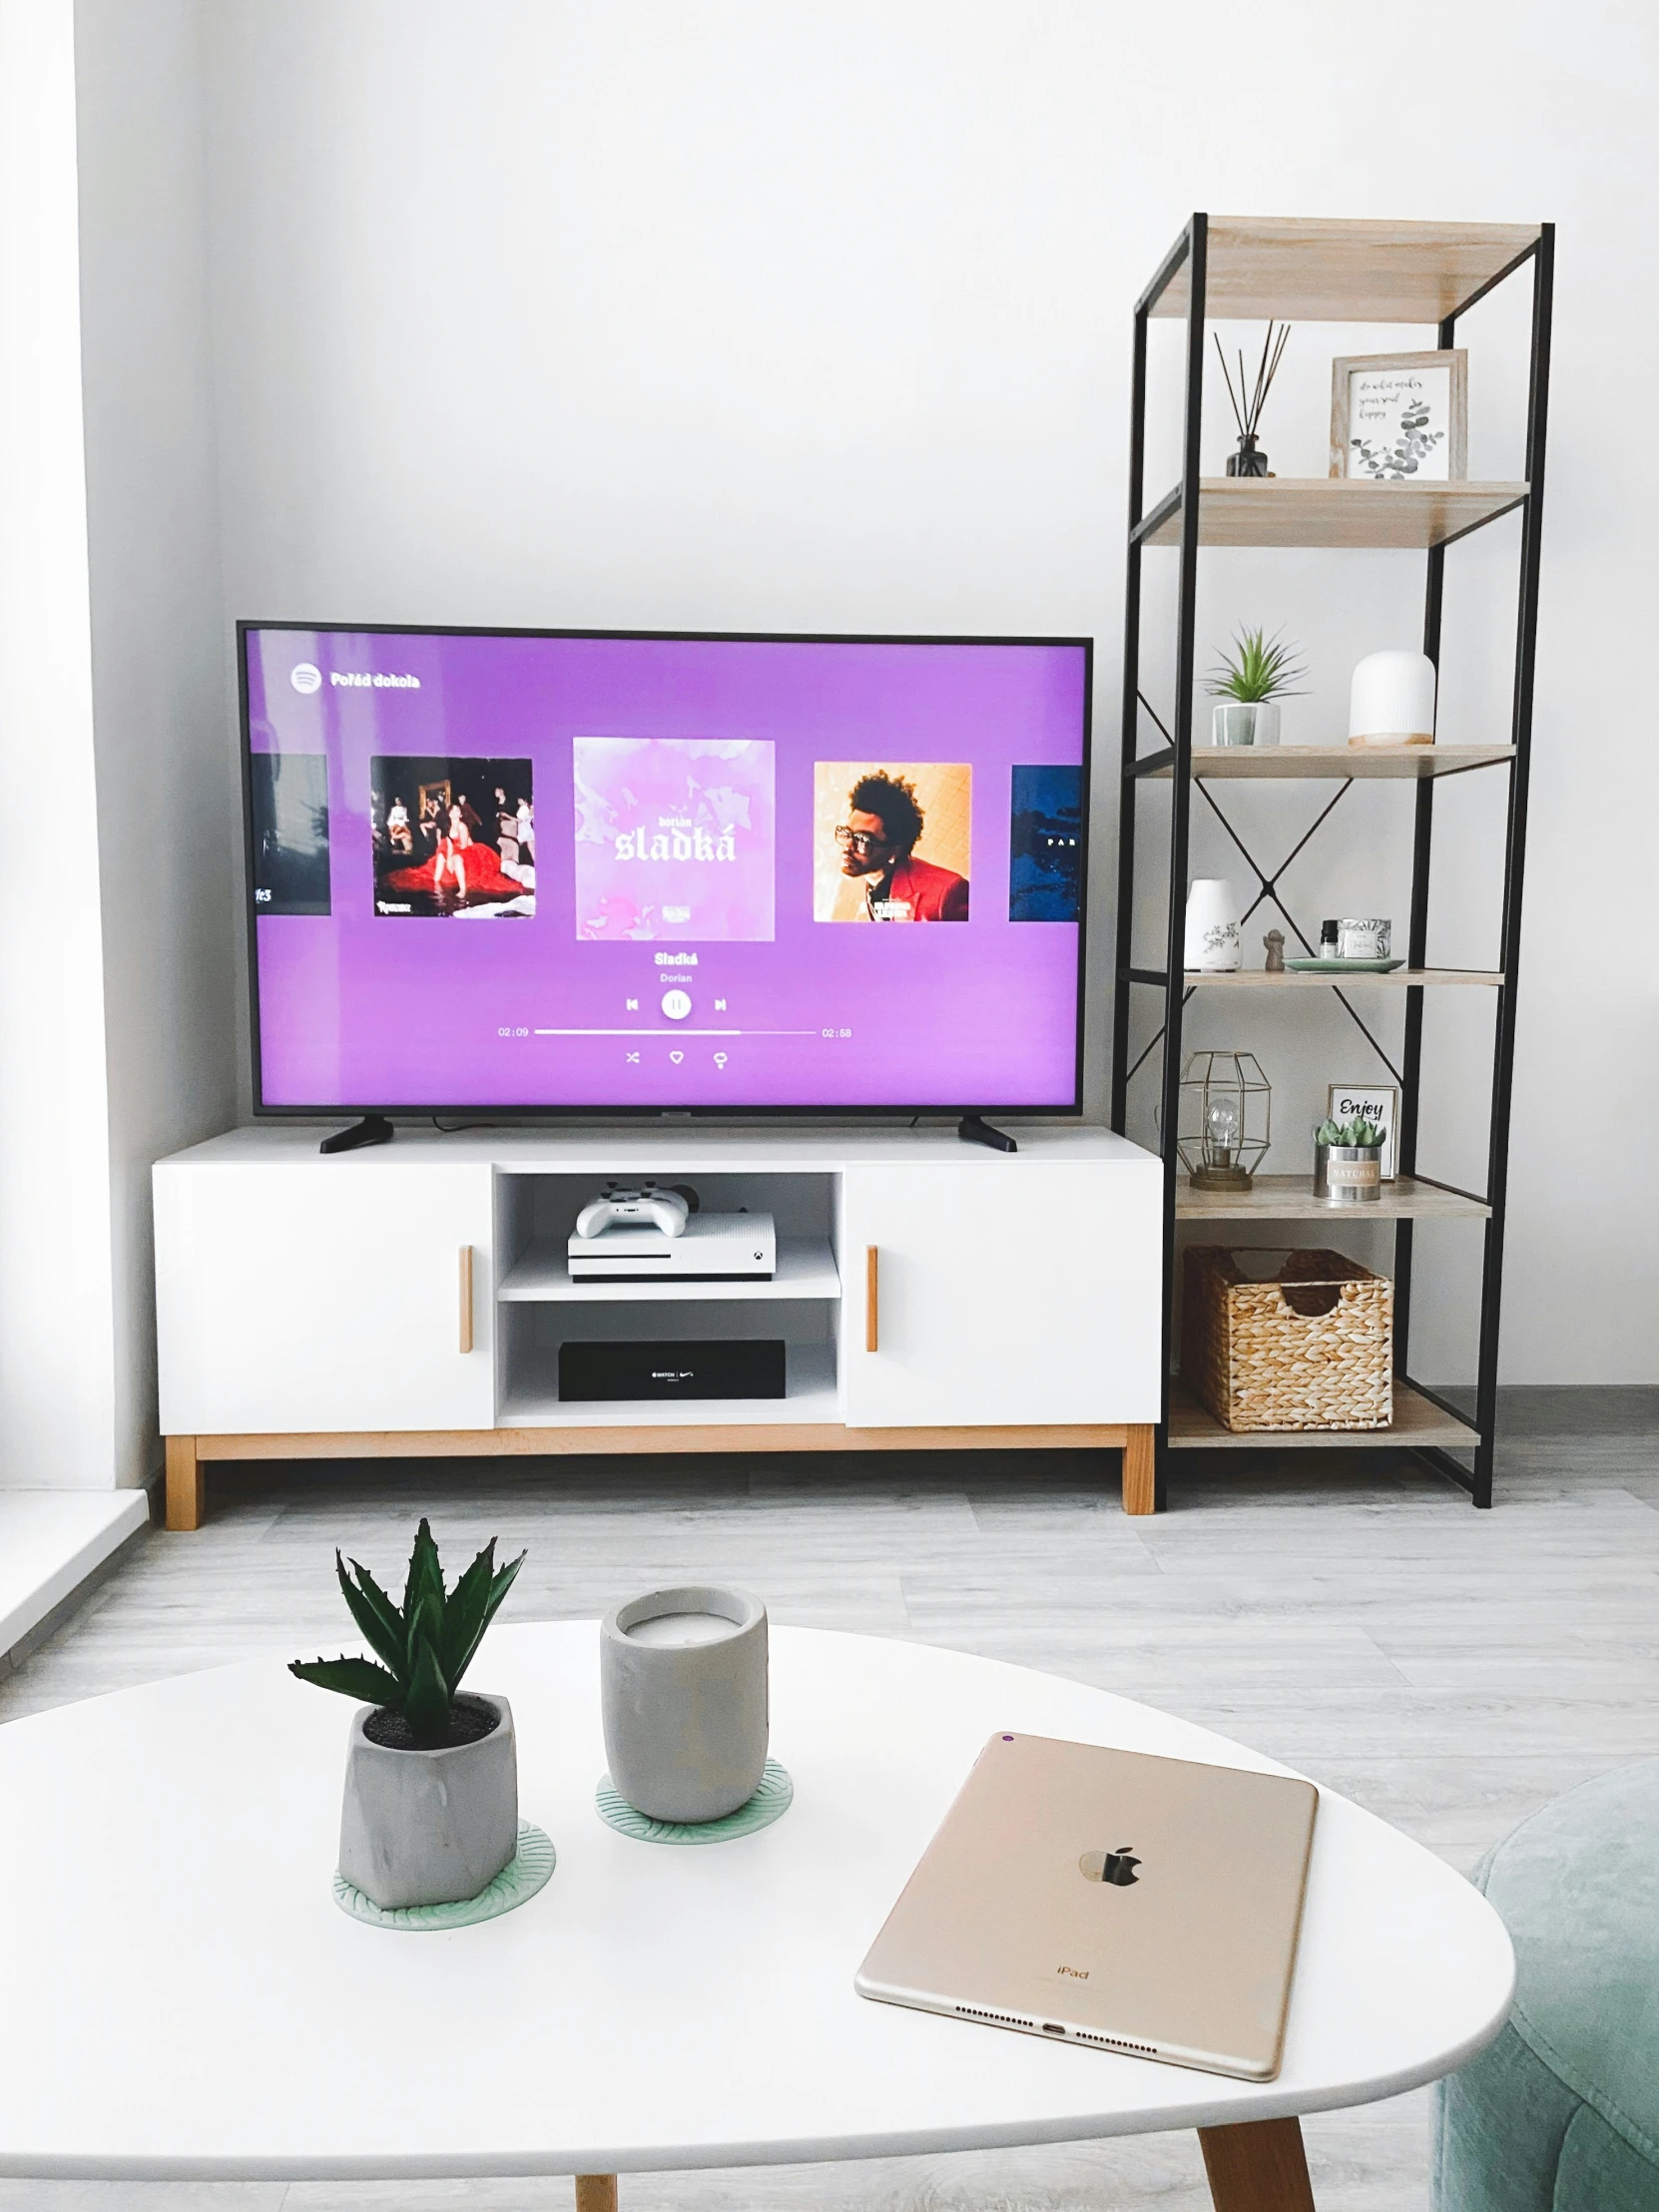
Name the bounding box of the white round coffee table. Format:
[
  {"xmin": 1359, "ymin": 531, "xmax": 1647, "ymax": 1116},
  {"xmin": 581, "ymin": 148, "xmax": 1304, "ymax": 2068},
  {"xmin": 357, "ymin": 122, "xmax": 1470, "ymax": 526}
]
[{"xmin": 0, "ymin": 1623, "xmax": 1511, "ymax": 2210}]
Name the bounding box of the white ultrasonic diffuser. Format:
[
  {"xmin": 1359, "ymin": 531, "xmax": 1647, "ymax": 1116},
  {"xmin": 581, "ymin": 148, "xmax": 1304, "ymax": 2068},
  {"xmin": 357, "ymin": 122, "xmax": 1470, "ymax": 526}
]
[{"xmin": 1349, "ymin": 650, "xmax": 1436, "ymax": 748}]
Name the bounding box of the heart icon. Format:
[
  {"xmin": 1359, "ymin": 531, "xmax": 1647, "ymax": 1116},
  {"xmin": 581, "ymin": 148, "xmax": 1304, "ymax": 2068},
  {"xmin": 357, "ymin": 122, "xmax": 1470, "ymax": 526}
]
[{"xmin": 669, "ymin": 1050, "xmax": 684, "ymax": 1064}]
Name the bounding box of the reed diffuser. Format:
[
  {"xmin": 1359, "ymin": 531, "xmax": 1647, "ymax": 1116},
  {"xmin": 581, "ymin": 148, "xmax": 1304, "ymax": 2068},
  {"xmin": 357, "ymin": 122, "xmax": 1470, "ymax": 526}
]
[{"xmin": 1215, "ymin": 321, "xmax": 1291, "ymax": 478}]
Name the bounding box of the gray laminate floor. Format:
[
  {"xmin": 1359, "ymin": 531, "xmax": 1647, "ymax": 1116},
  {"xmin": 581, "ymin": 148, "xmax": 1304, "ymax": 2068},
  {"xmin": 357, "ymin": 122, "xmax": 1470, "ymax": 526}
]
[{"xmin": 4, "ymin": 1388, "xmax": 1657, "ymax": 2212}]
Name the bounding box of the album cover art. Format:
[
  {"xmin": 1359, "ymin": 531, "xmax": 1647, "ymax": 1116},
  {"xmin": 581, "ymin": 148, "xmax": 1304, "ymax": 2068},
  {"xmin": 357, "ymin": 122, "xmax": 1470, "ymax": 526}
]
[
  {"xmin": 250, "ymin": 753, "xmax": 330, "ymax": 915},
  {"xmin": 1009, "ymin": 764, "xmax": 1082, "ymax": 920},
  {"xmin": 573, "ymin": 737, "xmax": 776, "ymax": 941},
  {"xmin": 370, "ymin": 757, "xmax": 535, "ymax": 917},
  {"xmin": 812, "ymin": 762, "xmax": 971, "ymax": 922}
]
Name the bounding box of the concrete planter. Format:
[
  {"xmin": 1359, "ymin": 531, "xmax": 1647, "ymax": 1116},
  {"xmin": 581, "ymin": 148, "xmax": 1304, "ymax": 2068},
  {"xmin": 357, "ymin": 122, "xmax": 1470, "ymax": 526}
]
[
  {"xmin": 601, "ymin": 1586, "xmax": 768, "ymax": 1823},
  {"xmin": 337, "ymin": 1694, "xmax": 518, "ymax": 1910}
]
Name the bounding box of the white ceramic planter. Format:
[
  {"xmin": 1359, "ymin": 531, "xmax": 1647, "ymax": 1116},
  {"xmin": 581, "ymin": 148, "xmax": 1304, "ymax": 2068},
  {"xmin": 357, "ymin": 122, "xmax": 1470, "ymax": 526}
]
[
  {"xmin": 1210, "ymin": 700, "xmax": 1280, "ymax": 748},
  {"xmin": 601, "ymin": 1585, "xmax": 768, "ymax": 1823},
  {"xmin": 1350, "ymin": 650, "xmax": 1436, "ymax": 746},
  {"xmin": 1183, "ymin": 878, "xmax": 1242, "ymax": 971},
  {"xmin": 337, "ymin": 1694, "xmax": 518, "ymax": 1910}
]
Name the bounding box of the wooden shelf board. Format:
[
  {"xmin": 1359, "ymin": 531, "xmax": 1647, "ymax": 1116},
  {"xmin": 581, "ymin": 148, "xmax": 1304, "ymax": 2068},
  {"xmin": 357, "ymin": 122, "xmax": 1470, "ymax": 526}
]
[
  {"xmin": 1168, "ymin": 1378, "xmax": 1477, "ymax": 1451},
  {"xmin": 1176, "ymin": 1173, "xmax": 1489, "ymax": 1222},
  {"xmin": 1184, "ymin": 967, "xmax": 1503, "ymax": 988},
  {"xmin": 1141, "ymin": 479, "xmax": 1527, "ymax": 549},
  {"xmin": 1151, "ymin": 217, "xmax": 1541, "ymax": 323},
  {"xmin": 498, "ymin": 1236, "xmax": 839, "ymax": 1304},
  {"xmin": 497, "ymin": 1344, "xmax": 839, "ymax": 1427},
  {"xmin": 1152, "ymin": 744, "xmax": 1514, "ymax": 782}
]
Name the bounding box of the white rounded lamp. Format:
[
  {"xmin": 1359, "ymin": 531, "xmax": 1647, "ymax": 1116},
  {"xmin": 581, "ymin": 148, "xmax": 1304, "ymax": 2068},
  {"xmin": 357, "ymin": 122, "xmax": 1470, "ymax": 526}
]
[{"xmin": 1349, "ymin": 650, "xmax": 1436, "ymax": 748}]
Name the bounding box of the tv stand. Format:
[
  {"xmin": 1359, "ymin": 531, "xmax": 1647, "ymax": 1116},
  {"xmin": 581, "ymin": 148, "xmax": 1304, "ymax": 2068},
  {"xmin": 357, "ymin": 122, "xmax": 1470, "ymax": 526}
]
[
  {"xmin": 957, "ymin": 1115, "xmax": 1017, "ymax": 1154},
  {"xmin": 155, "ymin": 1125, "xmax": 1161, "ymax": 1527},
  {"xmin": 318, "ymin": 1115, "xmax": 394, "ymax": 1155}
]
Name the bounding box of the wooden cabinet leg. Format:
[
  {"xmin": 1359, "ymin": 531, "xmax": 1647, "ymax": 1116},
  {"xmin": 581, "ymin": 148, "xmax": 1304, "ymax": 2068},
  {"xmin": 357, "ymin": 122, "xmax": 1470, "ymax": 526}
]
[
  {"xmin": 1197, "ymin": 2116, "xmax": 1316, "ymax": 2210},
  {"xmin": 1121, "ymin": 1423, "xmax": 1157, "ymax": 1515},
  {"xmin": 575, "ymin": 2178, "xmax": 617, "ymax": 2212},
  {"xmin": 164, "ymin": 1436, "xmax": 205, "ymax": 1532}
]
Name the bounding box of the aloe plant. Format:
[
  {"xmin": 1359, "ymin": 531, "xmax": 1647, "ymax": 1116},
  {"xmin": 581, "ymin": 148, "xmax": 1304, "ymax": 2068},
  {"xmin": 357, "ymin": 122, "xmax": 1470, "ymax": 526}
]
[
  {"xmin": 1207, "ymin": 626, "xmax": 1309, "ymax": 703},
  {"xmin": 290, "ymin": 1518, "xmax": 525, "ymax": 1747},
  {"xmin": 1317, "ymin": 1116, "xmax": 1384, "ymax": 1149}
]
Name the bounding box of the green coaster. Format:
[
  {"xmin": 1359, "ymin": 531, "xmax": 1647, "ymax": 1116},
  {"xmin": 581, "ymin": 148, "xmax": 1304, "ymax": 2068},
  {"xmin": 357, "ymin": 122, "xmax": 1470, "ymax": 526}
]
[
  {"xmin": 332, "ymin": 1820, "xmax": 555, "ymax": 1931},
  {"xmin": 595, "ymin": 1760, "xmax": 794, "ymax": 1844}
]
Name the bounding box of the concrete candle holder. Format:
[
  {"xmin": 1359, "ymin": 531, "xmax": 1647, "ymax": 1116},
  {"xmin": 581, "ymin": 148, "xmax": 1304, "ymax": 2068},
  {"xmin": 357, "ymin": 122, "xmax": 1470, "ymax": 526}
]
[{"xmin": 600, "ymin": 1585, "xmax": 769, "ymax": 1823}]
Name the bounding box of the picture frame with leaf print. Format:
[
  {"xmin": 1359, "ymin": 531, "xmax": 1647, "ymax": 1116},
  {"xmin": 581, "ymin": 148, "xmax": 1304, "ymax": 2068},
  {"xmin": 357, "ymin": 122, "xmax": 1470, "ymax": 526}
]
[{"xmin": 1330, "ymin": 350, "xmax": 1467, "ymax": 482}]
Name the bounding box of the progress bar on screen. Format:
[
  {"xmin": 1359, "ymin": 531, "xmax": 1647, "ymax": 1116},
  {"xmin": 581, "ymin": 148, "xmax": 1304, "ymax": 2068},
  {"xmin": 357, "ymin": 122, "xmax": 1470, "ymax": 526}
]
[{"xmin": 531, "ymin": 1027, "xmax": 820, "ymax": 1038}]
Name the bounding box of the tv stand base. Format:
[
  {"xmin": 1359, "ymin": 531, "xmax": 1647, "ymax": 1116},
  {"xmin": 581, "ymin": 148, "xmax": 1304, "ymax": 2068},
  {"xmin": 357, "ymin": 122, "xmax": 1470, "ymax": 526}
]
[
  {"xmin": 163, "ymin": 1421, "xmax": 1157, "ymax": 1531},
  {"xmin": 957, "ymin": 1115, "xmax": 1017, "ymax": 1154},
  {"xmin": 319, "ymin": 1115, "xmax": 394, "ymax": 1155}
]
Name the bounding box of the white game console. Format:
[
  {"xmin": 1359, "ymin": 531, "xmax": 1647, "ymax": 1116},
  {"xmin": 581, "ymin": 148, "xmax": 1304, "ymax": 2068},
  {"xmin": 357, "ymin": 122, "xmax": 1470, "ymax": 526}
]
[{"xmin": 567, "ymin": 1209, "xmax": 777, "ymax": 1282}]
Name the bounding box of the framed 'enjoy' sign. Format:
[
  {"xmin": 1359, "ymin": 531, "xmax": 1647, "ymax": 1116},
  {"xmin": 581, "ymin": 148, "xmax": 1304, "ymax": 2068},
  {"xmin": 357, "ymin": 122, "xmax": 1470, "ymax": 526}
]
[
  {"xmin": 1327, "ymin": 1080, "xmax": 1400, "ymax": 1179},
  {"xmin": 1331, "ymin": 350, "xmax": 1467, "ymax": 482}
]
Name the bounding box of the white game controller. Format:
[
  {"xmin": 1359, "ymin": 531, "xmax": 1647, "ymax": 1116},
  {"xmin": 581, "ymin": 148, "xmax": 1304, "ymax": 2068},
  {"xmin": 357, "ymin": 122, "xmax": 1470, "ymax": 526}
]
[{"xmin": 574, "ymin": 1183, "xmax": 692, "ymax": 1240}]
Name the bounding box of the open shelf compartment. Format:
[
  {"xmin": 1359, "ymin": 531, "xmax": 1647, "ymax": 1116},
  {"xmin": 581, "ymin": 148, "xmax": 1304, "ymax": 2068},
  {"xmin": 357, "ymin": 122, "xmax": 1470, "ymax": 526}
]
[
  {"xmin": 1168, "ymin": 1379, "xmax": 1477, "ymax": 1452},
  {"xmin": 491, "ymin": 1166, "xmax": 841, "ymax": 1424},
  {"xmin": 497, "ymin": 1334, "xmax": 839, "ymax": 1428}
]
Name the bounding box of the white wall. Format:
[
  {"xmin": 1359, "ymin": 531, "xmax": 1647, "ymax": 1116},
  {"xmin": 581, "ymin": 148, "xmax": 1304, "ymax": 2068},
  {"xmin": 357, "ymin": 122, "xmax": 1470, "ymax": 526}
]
[
  {"xmin": 185, "ymin": 0, "xmax": 1658, "ymax": 1382},
  {"xmin": 74, "ymin": 0, "xmax": 239, "ymax": 1487},
  {"xmin": 0, "ymin": 0, "xmax": 119, "ymax": 1486},
  {"xmin": 0, "ymin": 0, "xmax": 234, "ymax": 1490}
]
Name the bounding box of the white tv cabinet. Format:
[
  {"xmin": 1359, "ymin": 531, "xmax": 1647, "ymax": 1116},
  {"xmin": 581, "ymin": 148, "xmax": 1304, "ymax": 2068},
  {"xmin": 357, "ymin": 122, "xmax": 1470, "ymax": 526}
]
[{"xmin": 153, "ymin": 1125, "xmax": 1162, "ymax": 1529}]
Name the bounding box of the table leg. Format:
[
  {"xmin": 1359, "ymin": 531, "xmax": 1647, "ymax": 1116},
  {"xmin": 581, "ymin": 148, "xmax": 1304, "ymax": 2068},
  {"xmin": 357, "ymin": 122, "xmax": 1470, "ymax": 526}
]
[
  {"xmin": 1197, "ymin": 2116, "xmax": 1316, "ymax": 2210},
  {"xmin": 575, "ymin": 2176, "xmax": 618, "ymax": 2212}
]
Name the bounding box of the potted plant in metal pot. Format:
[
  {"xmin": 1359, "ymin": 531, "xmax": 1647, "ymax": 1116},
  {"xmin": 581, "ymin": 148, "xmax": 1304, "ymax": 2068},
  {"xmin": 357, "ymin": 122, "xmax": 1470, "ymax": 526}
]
[
  {"xmin": 1314, "ymin": 1115, "xmax": 1385, "ymax": 1207},
  {"xmin": 1207, "ymin": 626, "xmax": 1307, "ymax": 749},
  {"xmin": 291, "ymin": 1519, "xmax": 525, "ymax": 1910}
]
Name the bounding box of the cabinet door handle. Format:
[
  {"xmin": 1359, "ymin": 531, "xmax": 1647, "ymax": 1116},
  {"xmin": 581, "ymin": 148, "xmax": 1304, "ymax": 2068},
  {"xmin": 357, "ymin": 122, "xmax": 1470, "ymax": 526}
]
[
  {"xmin": 865, "ymin": 1246, "xmax": 878, "ymax": 1353},
  {"xmin": 458, "ymin": 1245, "xmax": 474, "ymax": 1354}
]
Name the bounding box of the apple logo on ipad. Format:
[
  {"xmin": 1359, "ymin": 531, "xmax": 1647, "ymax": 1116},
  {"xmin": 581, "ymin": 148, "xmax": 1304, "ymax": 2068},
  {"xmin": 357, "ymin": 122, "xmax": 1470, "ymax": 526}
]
[{"xmin": 1079, "ymin": 1846, "xmax": 1141, "ymax": 1887}]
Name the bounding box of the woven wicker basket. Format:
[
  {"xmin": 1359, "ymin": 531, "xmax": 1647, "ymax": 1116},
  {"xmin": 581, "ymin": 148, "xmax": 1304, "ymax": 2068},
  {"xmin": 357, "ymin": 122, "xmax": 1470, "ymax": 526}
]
[{"xmin": 1181, "ymin": 1246, "xmax": 1393, "ymax": 1432}]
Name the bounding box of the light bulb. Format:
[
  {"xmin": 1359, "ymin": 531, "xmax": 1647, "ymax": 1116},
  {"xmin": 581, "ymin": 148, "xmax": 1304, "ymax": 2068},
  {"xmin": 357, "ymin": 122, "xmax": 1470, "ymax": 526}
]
[{"xmin": 1204, "ymin": 1095, "xmax": 1240, "ymax": 1166}]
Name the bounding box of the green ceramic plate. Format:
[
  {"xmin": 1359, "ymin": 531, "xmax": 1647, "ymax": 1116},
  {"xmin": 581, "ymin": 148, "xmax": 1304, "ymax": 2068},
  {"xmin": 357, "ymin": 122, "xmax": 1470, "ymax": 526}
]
[
  {"xmin": 595, "ymin": 1760, "xmax": 794, "ymax": 1845},
  {"xmin": 1285, "ymin": 956, "xmax": 1403, "ymax": 973},
  {"xmin": 332, "ymin": 1820, "xmax": 555, "ymax": 1931}
]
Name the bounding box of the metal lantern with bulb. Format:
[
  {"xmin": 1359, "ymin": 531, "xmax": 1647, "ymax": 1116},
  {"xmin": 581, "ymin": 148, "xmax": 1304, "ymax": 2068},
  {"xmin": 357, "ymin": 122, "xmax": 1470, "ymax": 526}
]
[{"xmin": 1177, "ymin": 1050, "xmax": 1272, "ymax": 1191}]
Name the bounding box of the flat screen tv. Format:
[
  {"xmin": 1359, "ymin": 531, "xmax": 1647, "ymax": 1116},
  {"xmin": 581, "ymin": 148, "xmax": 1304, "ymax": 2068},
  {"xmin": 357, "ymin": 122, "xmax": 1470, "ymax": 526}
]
[{"xmin": 241, "ymin": 625, "xmax": 1091, "ymax": 1119}]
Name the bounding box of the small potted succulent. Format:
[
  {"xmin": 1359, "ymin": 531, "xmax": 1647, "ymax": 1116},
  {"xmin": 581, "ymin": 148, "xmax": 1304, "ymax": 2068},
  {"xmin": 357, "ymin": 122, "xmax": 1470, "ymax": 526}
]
[
  {"xmin": 1207, "ymin": 626, "xmax": 1307, "ymax": 749},
  {"xmin": 291, "ymin": 1519, "xmax": 525, "ymax": 1910},
  {"xmin": 1314, "ymin": 1116, "xmax": 1385, "ymax": 1207}
]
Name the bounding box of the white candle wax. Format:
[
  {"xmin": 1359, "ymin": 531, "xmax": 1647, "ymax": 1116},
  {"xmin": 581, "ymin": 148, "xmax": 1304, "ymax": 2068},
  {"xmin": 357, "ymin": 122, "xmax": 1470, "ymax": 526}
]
[{"xmin": 624, "ymin": 1611, "xmax": 737, "ymax": 1648}]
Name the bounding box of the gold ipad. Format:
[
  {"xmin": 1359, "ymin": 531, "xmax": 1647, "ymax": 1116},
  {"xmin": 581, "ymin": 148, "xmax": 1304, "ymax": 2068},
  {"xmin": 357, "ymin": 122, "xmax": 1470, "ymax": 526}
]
[{"xmin": 855, "ymin": 1731, "xmax": 1318, "ymax": 2080}]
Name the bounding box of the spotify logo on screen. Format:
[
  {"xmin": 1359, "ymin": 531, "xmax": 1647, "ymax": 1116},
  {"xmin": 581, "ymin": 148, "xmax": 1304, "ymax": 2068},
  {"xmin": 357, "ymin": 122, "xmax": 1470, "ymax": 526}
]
[{"xmin": 289, "ymin": 663, "xmax": 322, "ymax": 695}]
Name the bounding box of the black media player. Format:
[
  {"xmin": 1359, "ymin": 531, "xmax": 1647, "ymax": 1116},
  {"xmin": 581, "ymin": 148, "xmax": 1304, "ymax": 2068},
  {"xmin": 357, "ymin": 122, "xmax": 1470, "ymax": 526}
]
[{"xmin": 558, "ymin": 1339, "xmax": 787, "ymax": 1402}]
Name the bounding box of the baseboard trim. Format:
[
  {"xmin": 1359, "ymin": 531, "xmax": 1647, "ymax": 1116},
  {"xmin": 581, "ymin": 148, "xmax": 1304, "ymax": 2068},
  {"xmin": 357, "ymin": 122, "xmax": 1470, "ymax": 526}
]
[{"xmin": 0, "ymin": 1491, "xmax": 152, "ymax": 1671}]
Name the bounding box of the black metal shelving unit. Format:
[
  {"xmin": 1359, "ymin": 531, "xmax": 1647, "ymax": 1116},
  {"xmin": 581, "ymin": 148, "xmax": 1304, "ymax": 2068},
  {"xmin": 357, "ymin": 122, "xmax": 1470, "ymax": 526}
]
[{"xmin": 1108, "ymin": 214, "xmax": 1553, "ymax": 1510}]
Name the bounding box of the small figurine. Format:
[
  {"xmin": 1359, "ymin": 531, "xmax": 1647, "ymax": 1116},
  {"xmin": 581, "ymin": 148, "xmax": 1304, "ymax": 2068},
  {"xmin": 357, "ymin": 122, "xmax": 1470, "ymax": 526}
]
[{"xmin": 1263, "ymin": 928, "xmax": 1286, "ymax": 972}]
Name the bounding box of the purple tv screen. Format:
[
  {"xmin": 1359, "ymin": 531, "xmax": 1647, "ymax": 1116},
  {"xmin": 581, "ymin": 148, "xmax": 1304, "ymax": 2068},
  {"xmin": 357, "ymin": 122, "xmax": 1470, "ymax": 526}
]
[{"xmin": 243, "ymin": 627, "xmax": 1090, "ymax": 1114}]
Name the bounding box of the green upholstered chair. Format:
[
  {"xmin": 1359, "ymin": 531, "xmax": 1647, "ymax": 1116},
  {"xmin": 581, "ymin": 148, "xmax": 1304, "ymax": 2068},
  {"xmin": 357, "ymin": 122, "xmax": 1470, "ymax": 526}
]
[{"xmin": 1432, "ymin": 1758, "xmax": 1659, "ymax": 2210}]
